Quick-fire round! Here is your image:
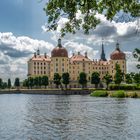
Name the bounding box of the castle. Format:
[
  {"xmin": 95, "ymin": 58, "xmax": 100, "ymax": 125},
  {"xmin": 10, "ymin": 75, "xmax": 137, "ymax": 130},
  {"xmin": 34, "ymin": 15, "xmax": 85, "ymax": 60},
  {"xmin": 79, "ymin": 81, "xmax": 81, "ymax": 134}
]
[{"xmin": 28, "ymin": 39, "xmax": 126, "ymax": 88}]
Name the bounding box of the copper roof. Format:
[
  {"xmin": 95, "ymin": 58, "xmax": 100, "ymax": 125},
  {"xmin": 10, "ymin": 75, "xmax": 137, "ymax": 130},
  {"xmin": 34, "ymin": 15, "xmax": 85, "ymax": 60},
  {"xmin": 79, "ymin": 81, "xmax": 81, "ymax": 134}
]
[
  {"xmin": 110, "ymin": 48, "xmax": 125, "ymax": 60},
  {"xmin": 30, "ymin": 55, "xmax": 51, "ymax": 61},
  {"xmin": 51, "ymin": 47, "xmax": 68, "ymax": 57}
]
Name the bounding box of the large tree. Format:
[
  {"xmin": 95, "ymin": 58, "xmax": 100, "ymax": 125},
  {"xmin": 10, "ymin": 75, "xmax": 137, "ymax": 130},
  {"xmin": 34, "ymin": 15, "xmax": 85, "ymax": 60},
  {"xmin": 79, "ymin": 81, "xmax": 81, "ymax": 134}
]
[
  {"xmin": 0, "ymin": 78, "xmax": 3, "ymax": 89},
  {"xmin": 14, "ymin": 78, "xmax": 20, "ymax": 90},
  {"xmin": 53, "ymin": 73, "xmax": 61, "ymax": 88},
  {"xmin": 42, "ymin": 75, "xmax": 49, "ymax": 88},
  {"xmin": 44, "ymin": 0, "xmax": 140, "ymax": 36},
  {"xmin": 28, "ymin": 77, "xmax": 34, "ymax": 89},
  {"xmin": 103, "ymin": 73, "xmax": 112, "ymax": 90},
  {"xmin": 62, "ymin": 72, "xmax": 70, "ymax": 89},
  {"xmin": 125, "ymin": 73, "xmax": 133, "ymax": 84},
  {"xmin": 8, "ymin": 78, "xmax": 12, "ymax": 89},
  {"xmin": 114, "ymin": 63, "xmax": 124, "ymax": 85},
  {"xmin": 133, "ymin": 73, "xmax": 140, "ymax": 85},
  {"xmin": 91, "ymin": 72, "xmax": 100, "ymax": 88},
  {"xmin": 78, "ymin": 72, "xmax": 87, "ymax": 88},
  {"xmin": 133, "ymin": 48, "xmax": 140, "ymax": 69}
]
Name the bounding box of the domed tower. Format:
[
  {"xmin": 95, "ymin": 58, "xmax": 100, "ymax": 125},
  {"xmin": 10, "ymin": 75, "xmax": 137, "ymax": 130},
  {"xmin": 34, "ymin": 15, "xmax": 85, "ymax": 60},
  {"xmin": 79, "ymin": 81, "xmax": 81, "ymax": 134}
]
[
  {"xmin": 110, "ymin": 42, "xmax": 126, "ymax": 78},
  {"xmin": 50, "ymin": 39, "xmax": 69, "ymax": 79}
]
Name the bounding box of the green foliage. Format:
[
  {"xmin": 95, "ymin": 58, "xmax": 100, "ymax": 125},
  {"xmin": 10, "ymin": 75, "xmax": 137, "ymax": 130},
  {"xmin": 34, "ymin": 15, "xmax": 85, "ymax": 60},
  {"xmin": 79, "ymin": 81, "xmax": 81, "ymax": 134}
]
[
  {"xmin": 91, "ymin": 72, "xmax": 100, "ymax": 88},
  {"xmin": 125, "ymin": 73, "xmax": 133, "ymax": 84},
  {"xmin": 103, "ymin": 73, "xmax": 112, "ymax": 89},
  {"xmin": 44, "ymin": 0, "xmax": 140, "ymax": 36},
  {"xmin": 62, "ymin": 72, "xmax": 70, "ymax": 89},
  {"xmin": 42, "ymin": 75, "xmax": 49, "ymax": 88},
  {"xmin": 14, "ymin": 78, "xmax": 20, "ymax": 88},
  {"xmin": 110, "ymin": 90, "xmax": 125, "ymax": 98},
  {"xmin": 133, "ymin": 73, "xmax": 140, "ymax": 85},
  {"xmin": 133, "ymin": 48, "xmax": 140, "ymax": 69},
  {"xmin": 0, "ymin": 78, "xmax": 3, "ymax": 89},
  {"xmin": 23, "ymin": 79, "xmax": 29, "ymax": 88},
  {"xmin": 53, "ymin": 73, "xmax": 61, "ymax": 88},
  {"xmin": 8, "ymin": 78, "xmax": 11, "ymax": 89},
  {"xmin": 114, "ymin": 63, "xmax": 124, "ymax": 85},
  {"xmin": 28, "ymin": 77, "xmax": 34, "ymax": 88},
  {"xmin": 90, "ymin": 90, "xmax": 108, "ymax": 97},
  {"xmin": 78, "ymin": 72, "xmax": 87, "ymax": 88},
  {"xmin": 109, "ymin": 84, "xmax": 139, "ymax": 90}
]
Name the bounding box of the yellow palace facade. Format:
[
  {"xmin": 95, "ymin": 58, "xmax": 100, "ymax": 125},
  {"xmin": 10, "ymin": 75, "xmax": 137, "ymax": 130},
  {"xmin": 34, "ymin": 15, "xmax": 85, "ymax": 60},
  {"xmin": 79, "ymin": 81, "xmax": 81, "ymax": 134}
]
[{"xmin": 28, "ymin": 39, "xmax": 126, "ymax": 88}]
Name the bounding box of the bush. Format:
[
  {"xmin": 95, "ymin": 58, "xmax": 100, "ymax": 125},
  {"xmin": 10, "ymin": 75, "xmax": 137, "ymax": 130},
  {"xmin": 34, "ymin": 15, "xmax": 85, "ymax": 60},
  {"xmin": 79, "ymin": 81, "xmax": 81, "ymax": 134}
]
[
  {"xmin": 109, "ymin": 84, "xmax": 138, "ymax": 90},
  {"xmin": 110, "ymin": 90, "xmax": 125, "ymax": 98},
  {"xmin": 90, "ymin": 90, "xmax": 108, "ymax": 97}
]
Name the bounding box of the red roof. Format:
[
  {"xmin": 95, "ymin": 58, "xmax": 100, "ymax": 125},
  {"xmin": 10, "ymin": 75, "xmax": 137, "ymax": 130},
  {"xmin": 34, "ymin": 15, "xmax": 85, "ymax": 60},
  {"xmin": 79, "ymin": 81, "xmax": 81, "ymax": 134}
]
[
  {"xmin": 30, "ymin": 55, "xmax": 51, "ymax": 62},
  {"xmin": 51, "ymin": 47, "xmax": 68, "ymax": 57},
  {"xmin": 110, "ymin": 47, "xmax": 125, "ymax": 60},
  {"xmin": 70, "ymin": 54, "xmax": 92, "ymax": 62}
]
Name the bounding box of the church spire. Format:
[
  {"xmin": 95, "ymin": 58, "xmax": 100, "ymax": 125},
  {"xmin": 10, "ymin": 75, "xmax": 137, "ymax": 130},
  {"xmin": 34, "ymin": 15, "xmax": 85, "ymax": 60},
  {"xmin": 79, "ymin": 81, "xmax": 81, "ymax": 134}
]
[{"xmin": 100, "ymin": 41, "xmax": 107, "ymax": 61}]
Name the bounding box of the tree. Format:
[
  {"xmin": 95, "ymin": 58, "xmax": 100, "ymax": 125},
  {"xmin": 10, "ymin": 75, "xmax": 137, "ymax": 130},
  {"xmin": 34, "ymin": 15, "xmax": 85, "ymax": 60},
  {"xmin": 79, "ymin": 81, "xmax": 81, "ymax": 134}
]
[
  {"xmin": 133, "ymin": 48, "xmax": 140, "ymax": 69},
  {"xmin": 23, "ymin": 79, "xmax": 29, "ymax": 88},
  {"xmin": 33, "ymin": 76, "xmax": 39, "ymax": 88},
  {"xmin": 133, "ymin": 73, "xmax": 140, "ymax": 85},
  {"xmin": 91, "ymin": 72, "xmax": 100, "ymax": 88},
  {"xmin": 53, "ymin": 73, "xmax": 61, "ymax": 88},
  {"xmin": 14, "ymin": 78, "xmax": 20, "ymax": 90},
  {"xmin": 8, "ymin": 78, "xmax": 11, "ymax": 89},
  {"xmin": 44, "ymin": 0, "xmax": 140, "ymax": 36},
  {"xmin": 42, "ymin": 75, "xmax": 49, "ymax": 88},
  {"xmin": 114, "ymin": 63, "xmax": 124, "ymax": 85},
  {"xmin": 0, "ymin": 78, "xmax": 3, "ymax": 89},
  {"xmin": 125, "ymin": 73, "xmax": 133, "ymax": 84},
  {"xmin": 103, "ymin": 73, "xmax": 112, "ymax": 90},
  {"xmin": 78, "ymin": 72, "xmax": 87, "ymax": 88},
  {"xmin": 28, "ymin": 77, "xmax": 34, "ymax": 89},
  {"xmin": 62, "ymin": 72, "xmax": 70, "ymax": 89}
]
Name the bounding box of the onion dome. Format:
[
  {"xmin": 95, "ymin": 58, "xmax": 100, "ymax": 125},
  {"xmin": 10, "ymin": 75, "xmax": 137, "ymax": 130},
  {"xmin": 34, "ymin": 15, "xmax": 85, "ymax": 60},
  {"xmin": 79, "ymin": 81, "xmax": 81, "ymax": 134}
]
[
  {"xmin": 110, "ymin": 42, "xmax": 125, "ymax": 60},
  {"xmin": 51, "ymin": 39, "xmax": 68, "ymax": 57}
]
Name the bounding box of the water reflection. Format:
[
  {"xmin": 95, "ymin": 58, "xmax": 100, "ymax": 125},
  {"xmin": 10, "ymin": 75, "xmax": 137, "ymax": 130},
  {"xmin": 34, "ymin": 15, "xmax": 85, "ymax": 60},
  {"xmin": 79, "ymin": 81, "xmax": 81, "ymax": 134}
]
[{"xmin": 0, "ymin": 94, "xmax": 140, "ymax": 140}]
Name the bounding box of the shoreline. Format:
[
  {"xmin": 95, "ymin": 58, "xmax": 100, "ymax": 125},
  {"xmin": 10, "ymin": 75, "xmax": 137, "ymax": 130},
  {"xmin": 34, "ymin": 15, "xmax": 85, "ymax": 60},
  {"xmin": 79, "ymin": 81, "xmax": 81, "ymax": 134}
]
[{"xmin": 0, "ymin": 89, "xmax": 91, "ymax": 95}]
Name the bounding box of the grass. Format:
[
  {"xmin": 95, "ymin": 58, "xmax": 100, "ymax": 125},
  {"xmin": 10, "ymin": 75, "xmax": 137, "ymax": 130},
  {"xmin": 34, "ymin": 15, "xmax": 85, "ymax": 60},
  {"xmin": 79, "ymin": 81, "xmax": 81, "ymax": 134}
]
[
  {"xmin": 90, "ymin": 90, "xmax": 108, "ymax": 97},
  {"xmin": 110, "ymin": 90, "xmax": 125, "ymax": 98}
]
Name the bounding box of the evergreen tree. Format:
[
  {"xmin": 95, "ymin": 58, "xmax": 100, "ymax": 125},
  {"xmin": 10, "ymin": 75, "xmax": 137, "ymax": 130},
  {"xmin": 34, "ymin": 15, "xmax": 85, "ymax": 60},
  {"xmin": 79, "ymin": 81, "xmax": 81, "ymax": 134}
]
[
  {"xmin": 8, "ymin": 78, "xmax": 11, "ymax": 89},
  {"xmin": 53, "ymin": 73, "xmax": 61, "ymax": 88},
  {"xmin": 114, "ymin": 63, "xmax": 124, "ymax": 85},
  {"xmin": 103, "ymin": 73, "xmax": 112, "ymax": 90},
  {"xmin": 91, "ymin": 72, "xmax": 100, "ymax": 88},
  {"xmin": 62, "ymin": 72, "xmax": 70, "ymax": 89},
  {"xmin": 42, "ymin": 75, "xmax": 49, "ymax": 88},
  {"xmin": 14, "ymin": 78, "xmax": 20, "ymax": 89},
  {"xmin": 78, "ymin": 72, "xmax": 87, "ymax": 89},
  {"xmin": 33, "ymin": 77, "xmax": 39, "ymax": 88}
]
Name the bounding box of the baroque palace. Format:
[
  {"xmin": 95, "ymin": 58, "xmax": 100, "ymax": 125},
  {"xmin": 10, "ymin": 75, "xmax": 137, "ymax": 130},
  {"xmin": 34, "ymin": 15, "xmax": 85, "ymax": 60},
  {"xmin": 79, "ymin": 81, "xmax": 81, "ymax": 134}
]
[{"xmin": 28, "ymin": 39, "xmax": 126, "ymax": 88}]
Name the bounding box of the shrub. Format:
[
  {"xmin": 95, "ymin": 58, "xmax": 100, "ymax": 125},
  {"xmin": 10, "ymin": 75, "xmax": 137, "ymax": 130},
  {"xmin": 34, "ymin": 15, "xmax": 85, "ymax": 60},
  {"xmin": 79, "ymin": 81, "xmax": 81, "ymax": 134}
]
[
  {"xmin": 109, "ymin": 84, "xmax": 138, "ymax": 90},
  {"xmin": 90, "ymin": 90, "xmax": 108, "ymax": 97},
  {"xmin": 110, "ymin": 90, "xmax": 125, "ymax": 98}
]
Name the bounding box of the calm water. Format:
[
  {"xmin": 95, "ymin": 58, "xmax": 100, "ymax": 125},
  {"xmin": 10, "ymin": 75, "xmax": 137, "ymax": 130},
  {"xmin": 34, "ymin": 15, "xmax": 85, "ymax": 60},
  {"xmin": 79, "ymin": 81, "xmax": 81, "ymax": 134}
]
[{"xmin": 0, "ymin": 94, "xmax": 140, "ymax": 140}]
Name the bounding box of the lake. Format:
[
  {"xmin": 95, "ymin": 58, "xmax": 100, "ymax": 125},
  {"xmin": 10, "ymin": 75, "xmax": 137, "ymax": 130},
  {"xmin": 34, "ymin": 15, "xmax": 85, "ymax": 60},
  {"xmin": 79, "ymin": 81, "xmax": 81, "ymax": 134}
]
[{"xmin": 0, "ymin": 94, "xmax": 140, "ymax": 140}]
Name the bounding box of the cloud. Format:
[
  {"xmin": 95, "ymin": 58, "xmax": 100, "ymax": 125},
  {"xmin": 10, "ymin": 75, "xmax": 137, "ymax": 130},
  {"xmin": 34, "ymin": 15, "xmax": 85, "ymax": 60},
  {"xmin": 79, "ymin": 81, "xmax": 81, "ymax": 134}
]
[{"xmin": 0, "ymin": 32, "xmax": 54, "ymax": 82}]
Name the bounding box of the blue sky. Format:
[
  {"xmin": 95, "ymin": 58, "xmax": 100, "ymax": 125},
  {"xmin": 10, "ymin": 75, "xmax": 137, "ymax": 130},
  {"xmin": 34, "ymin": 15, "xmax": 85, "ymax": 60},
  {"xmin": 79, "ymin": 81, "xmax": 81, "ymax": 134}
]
[{"xmin": 0, "ymin": 0, "xmax": 139, "ymax": 81}]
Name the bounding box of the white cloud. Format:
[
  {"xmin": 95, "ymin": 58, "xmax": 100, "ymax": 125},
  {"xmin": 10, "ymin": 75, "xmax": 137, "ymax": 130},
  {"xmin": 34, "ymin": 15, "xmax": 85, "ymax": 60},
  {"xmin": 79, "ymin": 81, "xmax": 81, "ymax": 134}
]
[{"xmin": 0, "ymin": 32, "xmax": 54, "ymax": 82}]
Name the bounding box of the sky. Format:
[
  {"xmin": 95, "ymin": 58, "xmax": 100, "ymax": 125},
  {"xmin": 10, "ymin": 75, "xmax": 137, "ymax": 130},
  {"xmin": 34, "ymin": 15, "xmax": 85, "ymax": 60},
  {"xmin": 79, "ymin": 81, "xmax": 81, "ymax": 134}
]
[{"xmin": 0, "ymin": 0, "xmax": 140, "ymax": 82}]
